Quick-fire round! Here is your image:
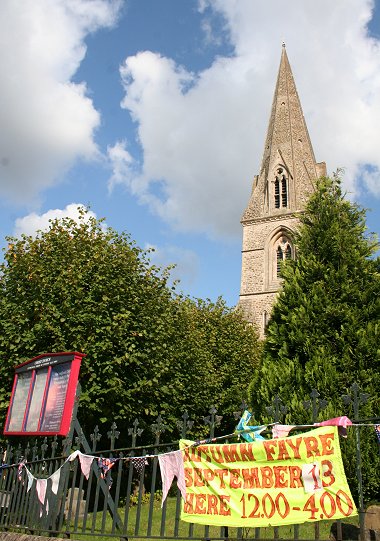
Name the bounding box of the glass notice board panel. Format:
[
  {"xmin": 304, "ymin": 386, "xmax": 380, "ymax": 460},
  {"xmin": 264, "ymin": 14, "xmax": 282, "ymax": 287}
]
[
  {"xmin": 7, "ymin": 372, "xmax": 32, "ymax": 432},
  {"xmin": 40, "ymin": 363, "xmax": 71, "ymax": 432},
  {"xmin": 25, "ymin": 367, "xmax": 49, "ymax": 432}
]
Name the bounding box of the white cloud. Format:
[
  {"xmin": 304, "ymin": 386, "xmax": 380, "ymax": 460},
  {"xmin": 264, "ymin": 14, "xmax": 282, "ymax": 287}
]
[
  {"xmin": 117, "ymin": 0, "xmax": 380, "ymax": 238},
  {"xmin": 359, "ymin": 165, "xmax": 380, "ymax": 195},
  {"xmin": 13, "ymin": 203, "xmax": 98, "ymax": 237},
  {"xmin": 0, "ymin": 0, "xmax": 121, "ymax": 202},
  {"xmin": 107, "ymin": 140, "xmax": 137, "ymax": 192}
]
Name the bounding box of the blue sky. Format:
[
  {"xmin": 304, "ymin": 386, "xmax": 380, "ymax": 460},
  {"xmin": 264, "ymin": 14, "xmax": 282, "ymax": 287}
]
[{"xmin": 0, "ymin": 0, "xmax": 379, "ymax": 307}]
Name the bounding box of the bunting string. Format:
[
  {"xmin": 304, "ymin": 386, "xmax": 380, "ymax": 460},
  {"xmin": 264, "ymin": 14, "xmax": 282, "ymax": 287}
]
[{"xmin": 4, "ymin": 414, "xmax": 379, "ymax": 515}]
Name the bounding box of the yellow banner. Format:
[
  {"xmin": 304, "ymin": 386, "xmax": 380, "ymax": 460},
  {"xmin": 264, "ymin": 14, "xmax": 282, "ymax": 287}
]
[{"xmin": 180, "ymin": 426, "xmax": 357, "ymax": 527}]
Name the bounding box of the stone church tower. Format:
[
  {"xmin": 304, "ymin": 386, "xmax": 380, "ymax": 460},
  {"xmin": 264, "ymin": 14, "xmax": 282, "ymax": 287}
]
[{"xmin": 239, "ymin": 45, "xmax": 326, "ymax": 338}]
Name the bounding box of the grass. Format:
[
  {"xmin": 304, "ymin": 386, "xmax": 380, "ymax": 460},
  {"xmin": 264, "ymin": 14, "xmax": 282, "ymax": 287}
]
[{"xmin": 64, "ymin": 497, "xmax": 359, "ymax": 541}]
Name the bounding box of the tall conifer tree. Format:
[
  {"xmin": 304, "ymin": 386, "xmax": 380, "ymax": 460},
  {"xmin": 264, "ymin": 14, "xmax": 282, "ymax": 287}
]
[{"xmin": 249, "ymin": 174, "xmax": 380, "ymax": 501}]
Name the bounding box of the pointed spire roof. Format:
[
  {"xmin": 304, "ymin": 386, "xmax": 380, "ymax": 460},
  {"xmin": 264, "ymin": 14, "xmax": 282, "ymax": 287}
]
[
  {"xmin": 242, "ymin": 45, "xmax": 324, "ymax": 222},
  {"xmin": 262, "ymin": 43, "xmax": 316, "ymax": 174}
]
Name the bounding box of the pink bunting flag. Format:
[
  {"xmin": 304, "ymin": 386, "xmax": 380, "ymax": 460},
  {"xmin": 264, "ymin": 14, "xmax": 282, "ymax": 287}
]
[
  {"xmin": 36, "ymin": 478, "xmax": 48, "ymax": 516},
  {"xmin": 314, "ymin": 416, "xmax": 352, "ymax": 437},
  {"xmin": 78, "ymin": 453, "xmax": 94, "ymax": 480},
  {"xmin": 272, "ymin": 425, "xmax": 296, "ymax": 439},
  {"xmin": 158, "ymin": 450, "xmax": 186, "ymax": 507},
  {"xmin": 67, "ymin": 450, "xmax": 94, "ymax": 479}
]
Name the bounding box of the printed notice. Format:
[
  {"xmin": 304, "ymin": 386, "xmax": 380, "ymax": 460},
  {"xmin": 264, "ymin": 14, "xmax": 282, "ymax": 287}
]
[
  {"xmin": 25, "ymin": 367, "xmax": 49, "ymax": 432},
  {"xmin": 7, "ymin": 372, "xmax": 32, "ymax": 432},
  {"xmin": 40, "ymin": 364, "xmax": 70, "ymax": 432}
]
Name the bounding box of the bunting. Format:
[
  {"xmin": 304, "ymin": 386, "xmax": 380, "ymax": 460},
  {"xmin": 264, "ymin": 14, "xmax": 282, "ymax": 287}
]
[
  {"xmin": 130, "ymin": 457, "xmax": 148, "ymax": 475},
  {"xmin": 9, "ymin": 413, "xmax": 379, "ymax": 522},
  {"xmin": 68, "ymin": 450, "xmax": 95, "ymax": 479},
  {"xmin": 158, "ymin": 450, "xmax": 186, "ymax": 506},
  {"xmin": 50, "ymin": 469, "xmax": 61, "ymax": 495},
  {"xmin": 79, "ymin": 454, "xmax": 94, "ymax": 479},
  {"xmin": 314, "ymin": 416, "xmax": 352, "ymax": 437},
  {"xmin": 36, "ymin": 478, "xmax": 48, "ymax": 516},
  {"xmin": 272, "ymin": 425, "xmax": 295, "ymax": 439},
  {"xmin": 375, "ymin": 425, "xmax": 380, "ymax": 454},
  {"xmin": 17, "ymin": 458, "xmax": 26, "ymax": 482},
  {"xmin": 97, "ymin": 457, "xmax": 117, "ymax": 483},
  {"xmin": 236, "ymin": 410, "xmax": 266, "ymax": 442},
  {"xmin": 26, "ymin": 467, "xmax": 34, "ymax": 492}
]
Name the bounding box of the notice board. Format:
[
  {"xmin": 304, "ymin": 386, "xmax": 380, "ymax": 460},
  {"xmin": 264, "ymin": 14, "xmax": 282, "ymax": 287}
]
[{"xmin": 4, "ymin": 351, "xmax": 85, "ymax": 436}]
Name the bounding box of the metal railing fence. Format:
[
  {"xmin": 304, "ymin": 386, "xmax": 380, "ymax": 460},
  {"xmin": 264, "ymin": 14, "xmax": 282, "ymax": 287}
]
[{"xmin": 0, "ymin": 383, "xmax": 377, "ymax": 541}]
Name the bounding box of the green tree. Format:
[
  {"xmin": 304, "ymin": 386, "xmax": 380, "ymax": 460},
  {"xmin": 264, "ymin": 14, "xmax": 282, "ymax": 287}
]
[
  {"xmin": 249, "ymin": 175, "xmax": 380, "ymax": 502},
  {"xmin": 0, "ymin": 209, "xmax": 260, "ymax": 440},
  {"xmin": 166, "ymin": 297, "xmax": 262, "ymax": 436}
]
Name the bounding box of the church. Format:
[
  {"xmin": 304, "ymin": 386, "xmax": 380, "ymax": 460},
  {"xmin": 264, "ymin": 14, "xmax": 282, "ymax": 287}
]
[{"xmin": 238, "ymin": 45, "xmax": 326, "ymax": 338}]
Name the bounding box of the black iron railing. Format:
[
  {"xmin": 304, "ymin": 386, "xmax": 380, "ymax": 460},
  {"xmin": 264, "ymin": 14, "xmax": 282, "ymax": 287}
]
[{"xmin": 0, "ymin": 384, "xmax": 378, "ymax": 541}]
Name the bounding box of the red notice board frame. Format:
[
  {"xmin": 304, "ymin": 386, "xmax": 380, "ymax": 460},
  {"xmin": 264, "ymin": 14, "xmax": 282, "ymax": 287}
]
[{"xmin": 4, "ymin": 351, "xmax": 86, "ymax": 437}]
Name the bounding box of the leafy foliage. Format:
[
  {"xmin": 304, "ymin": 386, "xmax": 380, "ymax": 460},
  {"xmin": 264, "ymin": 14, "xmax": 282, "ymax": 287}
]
[
  {"xmin": 249, "ymin": 175, "xmax": 380, "ymax": 502},
  {"xmin": 166, "ymin": 297, "xmax": 262, "ymax": 436},
  {"xmin": 0, "ymin": 209, "xmax": 261, "ymax": 440}
]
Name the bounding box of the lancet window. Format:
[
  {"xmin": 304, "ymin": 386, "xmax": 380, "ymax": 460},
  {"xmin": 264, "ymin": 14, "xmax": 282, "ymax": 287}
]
[
  {"xmin": 274, "ymin": 178, "xmax": 280, "ymax": 208},
  {"xmin": 276, "ymin": 237, "xmax": 293, "ymax": 277},
  {"xmin": 274, "ymin": 167, "xmax": 288, "ymax": 209}
]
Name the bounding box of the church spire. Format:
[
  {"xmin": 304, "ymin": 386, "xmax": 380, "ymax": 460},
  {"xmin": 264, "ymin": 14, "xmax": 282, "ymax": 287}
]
[
  {"xmin": 238, "ymin": 46, "xmax": 325, "ymax": 338},
  {"xmin": 242, "ymin": 46, "xmax": 325, "ymax": 222}
]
